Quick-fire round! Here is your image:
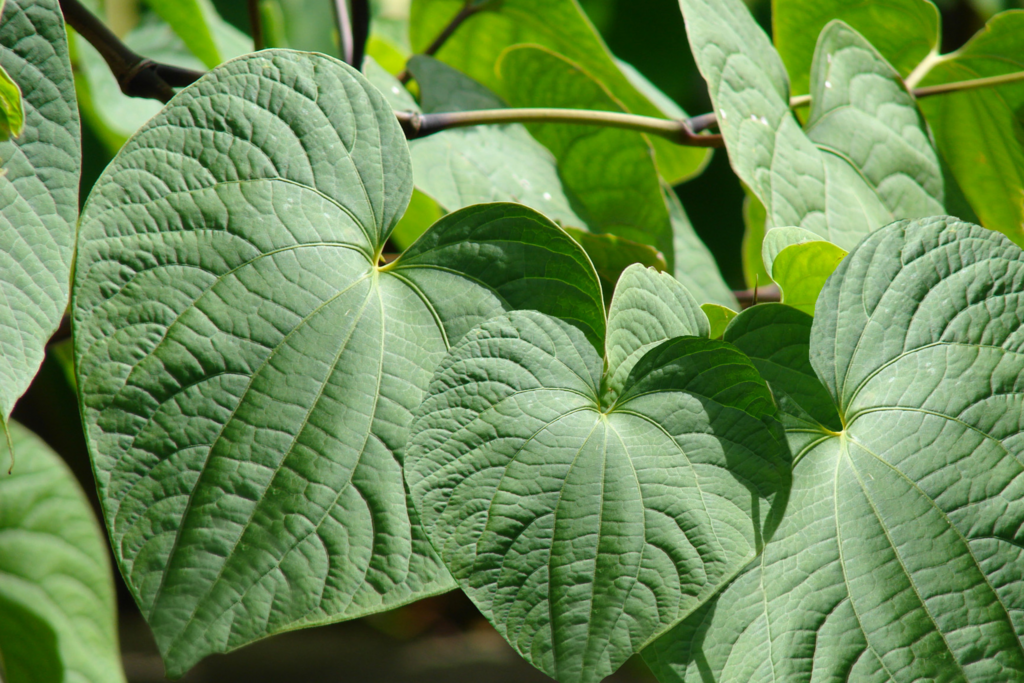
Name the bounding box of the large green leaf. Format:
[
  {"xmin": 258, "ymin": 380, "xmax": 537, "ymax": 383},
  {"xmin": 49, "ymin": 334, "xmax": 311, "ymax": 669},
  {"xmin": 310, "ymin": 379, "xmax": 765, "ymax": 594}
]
[
  {"xmin": 500, "ymin": 45, "xmax": 675, "ymax": 266},
  {"xmin": 259, "ymin": 0, "xmax": 338, "ymax": 56},
  {"xmin": 917, "ymin": 11, "xmax": 1024, "ymax": 248},
  {"xmin": 0, "ymin": 0, "xmax": 80, "ymax": 422},
  {"xmin": 0, "ymin": 422, "xmax": 125, "ymax": 683},
  {"xmin": 681, "ymin": 0, "xmax": 943, "ymax": 249},
  {"xmin": 772, "ymin": 0, "xmax": 939, "ymax": 96},
  {"xmin": 72, "ymin": 50, "xmax": 604, "ymax": 675},
  {"xmin": 645, "ymin": 216, "xmax": 1024, "ymax": 681},
  {"xmin": 406, "ymin": 265, "xmax": 790, "ymax": 683},
  {"xmin": 408, "ymin": 0, "xmax": 709, "ymax": 184}
]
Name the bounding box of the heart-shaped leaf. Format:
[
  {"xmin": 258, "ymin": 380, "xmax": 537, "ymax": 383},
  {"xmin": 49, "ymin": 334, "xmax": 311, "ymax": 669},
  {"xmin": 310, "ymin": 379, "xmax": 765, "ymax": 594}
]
[
  {"xmin": 409, "ymin": 0, "xmax": 709, "ymax": 184},
  {"xmin": 0, "ymin": 422, "xmax": 125, "ymax": 683},
  {"xmin": 681, "ymin": 0, "xmax": 943, "ymax": 249},
  {"xmin": 72, "ymin": 50, "xmax": 604, "ymax": 675},
  {"xmin": 0, "ymin": 0, "xmax": 81, "ymax": 422},
  {"xmin": 644, "ymin": 217, "xmax": 1024, "ymax": 681},
  {"xmin": 406, "ymin": 265, "xmax": 790, "ymax": 683}
]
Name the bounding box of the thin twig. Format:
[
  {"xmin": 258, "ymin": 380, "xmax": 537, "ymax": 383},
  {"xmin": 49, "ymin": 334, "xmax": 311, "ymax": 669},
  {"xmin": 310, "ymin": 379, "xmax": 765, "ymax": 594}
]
[
  {"xmin": 734, "ymin": 285, "xmax": 780, "ymax": 309},
  {"xmin": 334, "ymin": 0, "xmax": 353, "ymax": 65},
  {"xmin": 350, "ymin": 0, "xmax": 370, "ymax": 68},
  {"xmin": 59, "ymin": 0, "xmax": 203, "ymax": 103},
  {"xmin": 395, "ymin": 108, "xmax": 725, "ymax": 147},
  {"xmin": 248, "ymin": 0, "xmax": 264, "ymax": 51}
]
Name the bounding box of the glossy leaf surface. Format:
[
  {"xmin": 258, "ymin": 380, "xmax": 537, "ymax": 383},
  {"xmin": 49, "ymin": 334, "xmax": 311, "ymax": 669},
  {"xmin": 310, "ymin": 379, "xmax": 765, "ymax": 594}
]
[
  {"xmin": 0, "ymin": 422, "xmax": 124, "ymax": 683},
  {"xmin": 72, "ymin": 51, "xmax": 604, "ymax": 675},
  {"xmin": 681, "ymin": 0, "xmax": 943, "ymax": 249},
  {"xmin": 407, "ymin": 266, "xmax": 790, "ymax": 683},
  {"xmin": 645, "ymin": 216, "xmax": 1024, "ymax": 682},
  {"xmin": 0, "ymin": 0, "xmax": 80, "ymax": 421}
]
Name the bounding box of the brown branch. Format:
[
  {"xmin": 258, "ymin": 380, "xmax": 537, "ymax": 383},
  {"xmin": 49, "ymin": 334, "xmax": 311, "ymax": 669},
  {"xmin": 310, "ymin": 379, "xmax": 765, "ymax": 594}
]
[
  {"xmin": 395, "ymin": 109, "xmax": 724, "ymax": 147},
  {"xmin": 248, "ymin": 0, "xmax": 264, "ymax": 51},
  {"xmin": 59, "ymin": 0, "xmax": 204, "ymax": 103}
]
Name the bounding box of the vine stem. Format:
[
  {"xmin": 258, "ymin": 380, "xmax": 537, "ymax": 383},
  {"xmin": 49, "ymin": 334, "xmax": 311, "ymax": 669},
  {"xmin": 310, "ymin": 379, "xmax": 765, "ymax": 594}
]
[
  {"xmin": 395, "ymin": 108, "xmax": 724, "ymax": 147},
  {"xmin": 58, "ymin": 0, "xmax": 204, "ymax": 103},
  {"xmin": 248, "ymin": 0, "xmax": 264, "ymax": 51}
]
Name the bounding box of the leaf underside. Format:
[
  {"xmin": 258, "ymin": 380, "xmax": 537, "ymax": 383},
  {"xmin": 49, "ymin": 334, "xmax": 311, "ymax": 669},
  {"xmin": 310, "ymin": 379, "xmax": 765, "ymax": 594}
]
[
  {"xmin": 0, "ymin": 0, "xmax": 81, "ymax": 420},
  {"xmin": 644, "ymin": 217, "xmax": 1024, "ymax": 683},
  {"xmin": 681, "ymin": 0, "xmax": 943, "ymax": 250},
  {"xmin": 72, "ymin": 50, "xmax": 604, "ymax": 676},
  {"xmin": 0, "ymin": 422, "xmax": 124, "ymax": 683},
  {"xmin": 407, "ymin": 265, "xmax": 790, "ymax": 683}
]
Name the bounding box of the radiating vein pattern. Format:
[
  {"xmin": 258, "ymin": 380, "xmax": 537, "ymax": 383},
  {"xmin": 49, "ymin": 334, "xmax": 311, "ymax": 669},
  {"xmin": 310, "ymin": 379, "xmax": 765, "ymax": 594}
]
[
  {"xmin": 72, "ymin": 51, "xmax": 604, "ymax": 675},
  {"xmin": 644, "ymin": 217, "xmax": 1024, "ymax": 682},
  {"xmin": 0, "ymin": 0, "xmax": 81, "ymax": 419},
  {"xmin": 406, "ymin": 308, "xmax": 789, "ymax": 683}
]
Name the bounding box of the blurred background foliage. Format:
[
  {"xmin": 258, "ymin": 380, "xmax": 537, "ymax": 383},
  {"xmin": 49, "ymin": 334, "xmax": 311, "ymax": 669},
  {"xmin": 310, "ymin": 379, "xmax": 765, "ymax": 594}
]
[{"xmin": 19, "ymin": 0, "xmax": 1021, "ymax": 679}]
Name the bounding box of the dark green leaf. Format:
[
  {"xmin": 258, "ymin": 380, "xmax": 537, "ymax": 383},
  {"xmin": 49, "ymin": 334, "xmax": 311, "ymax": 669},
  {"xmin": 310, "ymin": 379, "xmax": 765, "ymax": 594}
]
[
  {"xmin": 409, "ymin": 0, "xmax": 709, "ymax": 184},
  {"xmin": 72, "ymin": 51, "xmax": 604, "ymax": 675},
  {"xmin": 406, "ymin": 267, "xmax": 789, "ymax": 683},
  {"xmin": 0, "ymin": 0, "xmax": 80, "ymax": 421},
  {"xmin": 0, "ymin": 422, "xmax": 125, "ymax": 683},
  {"xmin": 645, "ymin": 217, "xmax": 1024, "ymax": 682},
  {"xmin": 564, "ymin": 228, "xmax": 667, "ymax": 306}
]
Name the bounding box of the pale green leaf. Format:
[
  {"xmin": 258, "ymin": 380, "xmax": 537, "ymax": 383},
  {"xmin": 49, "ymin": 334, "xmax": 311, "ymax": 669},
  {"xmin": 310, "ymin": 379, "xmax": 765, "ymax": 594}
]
[
  {"xmin": 770, "ymin": 241, "xmax": 847, "ymax": 315},
  {"xmin": 773, "ymin": 0, "xmax": 939, "ymax": 96},
  {"xmin": 605, "ymin": 264, "xmax": 709, "ymax": 400},
  {"xmin": 407, "ymin": 306, "xmax": 789, "ymax": 683},
  {"xmin": 917, "ymin": 11, "xmax": 1024, "ymax": 248},
  {"xmin": 563, "ymin": 228, "xmax": 667, "ymax": 306},
  {"xmin": 741, "ymin": 185, "xmax": 771, "ymax": 289},
  {"xmin": 0, "ymin": 422, "xmax": 125, "ymax": 683},
  {"xmin": 409, "ymin": 0, "xmax": 709, "ymax": 184},
  {"xmin": 701, "ymin": 303, "xmax": 737, "ymax": 340},
  {"xmin": 759, "ymin": 225, "xmax": 823, "ymax": 274},
  {"xmin": 143, "ymin": 0, "xmax": 224, "ymax": 68},
  {"xmin": 72, "ymin": 51, "xmax": 605, "ymax": 675},
  {"xmin": 666, "ymin": 184, "xmax": 738, "ymax": 309},
  {"xmin": 0, "ymin": 0, "xmax": 81, "ymax": 421},
  {"xmin": 681, "ymin": 1, "xmax": 943, "ymax": 249},
  {"xmin": 645, "ymin": 216, "xmax": 1024, "ymax": 682}
]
